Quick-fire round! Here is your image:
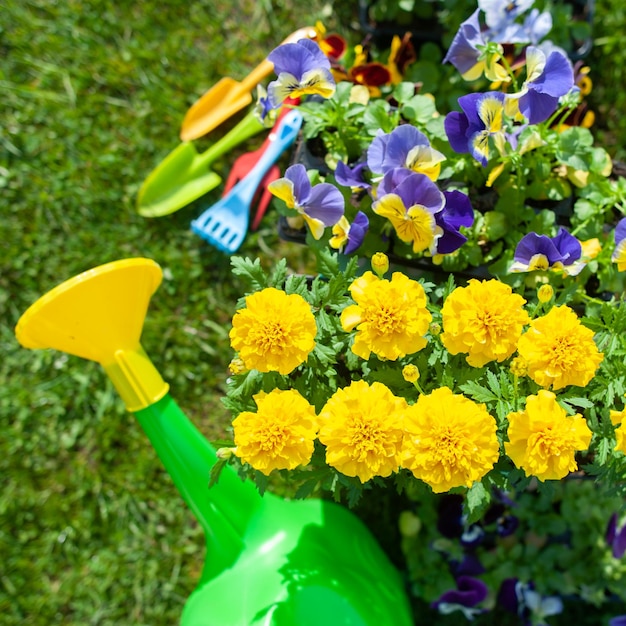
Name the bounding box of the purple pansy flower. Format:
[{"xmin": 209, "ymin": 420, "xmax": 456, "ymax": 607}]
[
  {"xmin": 444, "ymin": 91, "xmax": 507, "ymax": 166},
  {"xmin": 329, "ymin": 211, "xmax": 369, "ymax": 255},
  {"xmin": 497, "ymin": 579, "xmax": 563, "ymax": 625},
  {"xmin": 510, "ymin": 227, "xmax": 584, "ymax": 275},
  {"xmin": 443, "ymin": 9, "xmax": 510, "ymax": 82},
  {"xmin": 479, "ymin": 0, "xmax": 534, "ymax": 32},
  {"xmin": 610, "ymin": 617, "xmax": 626, "ymax": 626},
  {"xmin": 375, "ymin": 166, "xmax": 413, "ymax": 197},
  {"xmin": 367, "ymin": 125, "xmax": 445, "ymax": 181},
  {"xmin": 443, "ymin": 10, "xmax": 487, "ymax": 80},
  {"xmin": 268, "ymin": 164, "xmax": 344, "ymax": 239},
  {"xmin": 507, "ymin": 46, "xmax": 575, "ymax": 124},
  {"xmin": 450, "ymin": 553, "xmax": 486, "ymax": 578},
  {"xmin": 434, "ymin": 190, "xmax": 474, "ymax": 255},
  {"xmin": 267, "ymin": 39, "xmax": 336, "ymax": 109},
  {"xmin": 372, "ymin": 171, "xmax": 444, "ymax": 254},
  {"xmin": 606, "ymin": 513, "xmax": 626, "ymax": 559},
  {"xmin": 612, "ymin": 217, "xmax": 626, "ymax": 271},
  {"xmin": 460, "ymin": 523, "xmax": 486, "ymax": 548},
  {"xmin": 334, "ymin": 160, "xmax": 372, "ymax": 190},
  {"xmin": 478, "ymin": 0, "xmax": 552, "ymax": 45},
  {"xmin": 432, "ymin": 576, "xmax": 488, "ymax": 619}
]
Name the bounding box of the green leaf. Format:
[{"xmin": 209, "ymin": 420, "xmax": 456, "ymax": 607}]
[
  {"xmin": 459, "ymin": 380, "xmax": 499, "ymax": 403},
  {"xmin": 464, "ymin": 481, "xmax": 491, "ymax": 524},
  {"xmin": 401, "ymin": 94, "xmax": 437, "ymax": 125},
  {"xmin": 230, "ymin": 256, "xmax": 268, "ymax": 291},
  {"xmin": 208, "ymin": 457, "xmax": 228, "ymax": 488}
]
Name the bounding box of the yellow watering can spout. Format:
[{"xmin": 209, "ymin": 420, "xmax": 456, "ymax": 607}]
[{"xmin": 15, "ymin": 258, "xmax": 169, "ymax": 412}]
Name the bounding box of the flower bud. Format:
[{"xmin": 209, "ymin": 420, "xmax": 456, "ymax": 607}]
[
  {"xmin": 371, "ymin": 252, "xmax": 389, "ymax": 277},
  {"xmin": 228, "ymin": 357, "xmax": 247, "ymax": 375},
  {"xmin": 402, "ymin": 364, "xmax": 420, "ymax": 383},
  {"xmin": 429, "ymin": 322, "xmax": 441, "ymax": 336},
  {"xmin": 510, "ymin": 356, "xmax": 528, "ymax": 378},
  {"xmin": 537, "ymin": 284, "xmax": 554, "ymax": 303},
  {"xmin": 216, "ymin": 447, "xmax": 236, "ymax": 460},
  {"xmin": 398, "ymin": 510, "xmax": 422, "ymax": 537}
]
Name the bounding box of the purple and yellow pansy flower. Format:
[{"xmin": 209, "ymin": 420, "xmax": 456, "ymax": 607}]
[
  {"xmin": 510, "ymin": 227, "xmax": 584, "ymax": 274},
  {"xmin": 612, "ymin": 217, "xmax": 626, "ymax": 271},
  {"xmin": 268, "ymin": 164, "xmax": 344, "ymax": 239},
  {"xmin": 329, "ymin": 211, "xmax": 369, "ymax": 254},
  {"xmin": 267, "ymin": 39, "xmax": 336, "ymax": 109},
  {"xmin": 372, "ymin": 170, "xmax": 445, "ymax": 253},
  {"xmin": 443, "ymin": 9, "xmax": 509, "ymax": 82},
  {"xmin": 367, "ymin": 125, "xmax": 446, "ymax": 181},
  {"xmin": 444, "ymin": 91, "xmax": 508, "ymax": 166}
]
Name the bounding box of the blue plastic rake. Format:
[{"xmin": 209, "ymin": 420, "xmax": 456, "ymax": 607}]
[{"xmin": 191, "ymin": 109, "xmax": 303, "ymax": 254}]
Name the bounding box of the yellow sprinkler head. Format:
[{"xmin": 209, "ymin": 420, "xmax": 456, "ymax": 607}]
[{"xmin": 15, "ymin": 258, "xmax": 168, "ymax": 412}]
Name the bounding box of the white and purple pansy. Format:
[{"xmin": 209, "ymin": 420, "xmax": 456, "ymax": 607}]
[
  {"xmin": 266, "ymin": 39, "xmax": 336, "ymax": 109},
  {"xmin": 431, "ymin": 576, "xmax": 488, "ymax": 620},
  {"xmin": 510, "ymin": 227, "xmax": 584, "ymax": 275},
  {"xmin": 506, "ymin": 45, "xmax": 575, "ymax": 124},
  {"xmin": 444, "ymin": 91, "xmax": 508, "ymax": 166},
  {"xmin": 497, "ymin": 578, "xmax": 563, "ymax": 622},
  {"xmin": 267, "ymin": 163, "xmax": 344, "ymax": 240}
]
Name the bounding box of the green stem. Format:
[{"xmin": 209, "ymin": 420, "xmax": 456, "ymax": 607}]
[{"xmin": 498, "ymin": 54, "xmax": 519, "ymax": 92}]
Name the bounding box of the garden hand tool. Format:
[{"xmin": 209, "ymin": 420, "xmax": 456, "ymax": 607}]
[
  {"xmin": 15, "ymin": 258, "xmax": 414, "ymax": 626},
  {"xmin": 137, "ymin": 109, "xmax": 264, "ymax": 218},
  {"xmin": 222, "ymin": 99, "xmax": 300, "ymax": 231},
  {"xmin": 191, "ymin": 108, "xmax": 303, "ymax": 254},
  {"xmin": 179, "ymin": 26, "xmax": 316, "ymax": 141}
]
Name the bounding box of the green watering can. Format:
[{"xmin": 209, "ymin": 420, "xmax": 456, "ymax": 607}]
[{"xmin": 15, "ymin": 258, "xmax": 414, "ymax": 626}]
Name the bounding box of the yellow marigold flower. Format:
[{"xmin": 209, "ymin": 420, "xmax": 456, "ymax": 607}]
[
  {"xmin": 318, "ymin": 380, "xmax": 407, "ymax": 482},
  {"xmin": 537, "ymin": 284, "xmax": 554, "ymax": 303},
  {"xmin": 440, "ymin": 279, "xmax": 530, "ymax": 367},
  {"xmin": 517, "ymin": 305, "xmax": 603, "ymax": 390},
  {"xmin": 400, "ymin": 387, "xmax": 500, "ymax": 493},
  {"xmin": 505, "ymin": 390, "xmax": 592, "ymax": 481},
  {"xmin": 611, "ymin": 407, "xmax": 626, "ymax": 454},
  {"xmin": 402, "ymin": 364, "xmax": 420, "ymax": 383},
  {"xmin": 229, "ymin": 287, "xmax": 317, "ymax": 375},
  {"xmin": 233, "ymin": 389, "xmax": 318, "ymax": 475},
  {"xmin": 341, "ymin": 271, "xmax": 431, "ymax": 360}
]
